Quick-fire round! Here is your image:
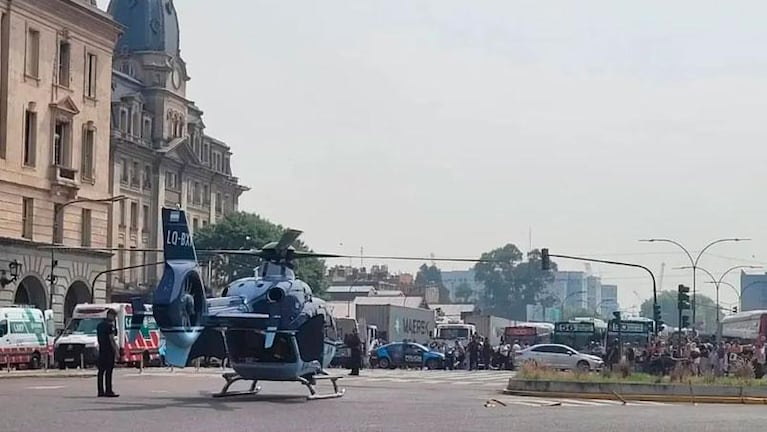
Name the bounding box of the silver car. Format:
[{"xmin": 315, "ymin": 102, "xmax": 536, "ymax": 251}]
[{"xmin": 515, "ymin": 343, "xmax": 604, "ymax": 372}]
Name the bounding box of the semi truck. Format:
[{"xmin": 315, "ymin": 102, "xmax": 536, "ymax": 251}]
[
  {"xmin": 462, "ymin": 314, "xmax": 516, "ymax": 346},
  {"xmin": 355, "ymin": 304, "xmax": 435, "ymax": 345}
]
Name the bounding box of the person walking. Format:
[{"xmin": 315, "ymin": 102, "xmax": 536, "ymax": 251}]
[
  {"xmin": 96, "ymin": 309, "xmax": 120, "ymax": 397},
  {"xmin": 344, "ymin": 327, "xmax": 362, "ymax": 376}
]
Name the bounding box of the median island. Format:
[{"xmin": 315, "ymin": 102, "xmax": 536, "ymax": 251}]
[{"xmin": 506, "ymin": 361, "xmax": 767, "ymax": 404}]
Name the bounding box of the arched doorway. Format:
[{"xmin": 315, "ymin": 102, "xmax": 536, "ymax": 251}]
[
  {"xmin": 64, "ymin": 281, "xmax": 91, "ymax": 324},
  {"xmin": 14, "ymin": 276, "xmax": 47, "ymax": 311}
]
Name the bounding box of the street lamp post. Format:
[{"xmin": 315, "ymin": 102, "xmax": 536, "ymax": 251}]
[
  {"xmin": 49, "ymin": 195, "xmax": 126, "ymax": 314},
  {"xmin": 639, "ymin": 238, "xmax": 750, "ymax": 329},
  {"xmin": 677, "ymin": 264, "xmax": 760, "ymax": 341}
]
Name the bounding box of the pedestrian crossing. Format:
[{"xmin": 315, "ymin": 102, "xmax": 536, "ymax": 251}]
[{"xmin": 490, "ymin": 395, "xmax": 674, "ymax": 408}]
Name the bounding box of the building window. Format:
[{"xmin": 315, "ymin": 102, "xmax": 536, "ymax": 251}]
[
  {"xmin": 119, "ymin": 200, "xmax": 126, "ymax": 227},
  {"xmin": 120, "ymin": 158, "xmax": 128, "ymax": 184},
  {"xmin": 203, "ymin": 184, "xmax": 209, "ymax": 206},
  {"xmin": 25, "ymin": 28, "xmax": 39, "ymax": 78},
  {"xmin": 57, "ymin": 40, "xmax": 70, "ymax": 87},
  {"xmin": 131, "ymin": 161, "xmax": 139, "ymax": 187},
  {"xmin": 142, "ymin": 118, "xmax": 151, "ymax": 139},
  {"xmin": 215, "ymin": 192, "xmax": 222, "ymax": 213},
  {"xmin": 81, "ymin": 126, "xmax": 95, "ymax": 180},
  {"xmin": 53, "ymin": 204, "xmax": 64, "ymax": 244},
  {"xmin": 192, "ymin": 218, "xmax": 199, "ymax": 232},
  {"xmin": 23, "ymin": 109, "xmax": 36, "ymax": 167},
  {"xmin": 117, "ymin": 243, "xmax": 124, "ymax": 277},
  {"xmin": 130, "ymin": 201, "xmax": 138, "ymax": 230},
  {"xmin": 142, "ymin": 204, "xmax": 150, "ymax": 233},
  {"xmin": 21, "ymin": 198, "xmax": 33, "ymax": 239},
  {"xmin": 85, "ymin": 53, "xmax": 97, "ymax": 98},
  {"xmin": 143, "ymin": 165, "xmax": 151, "ymax": 189},
  {"xmin": 80, "ymin": 208, "xmax": 91, "ymax": 247},
  {"xmin": 53, "ymin": 119, "xmax": 71, "ymax": 167},
  {"xmin": 119, "ymin": 109, "xmax": 128, "ymax": 132}
]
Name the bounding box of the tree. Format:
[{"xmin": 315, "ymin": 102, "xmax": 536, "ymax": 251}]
[
  {"xmin": 454, "ymin": 281, "xmax": 474, "ymax": 303},
  {"xmin": 640, "ymin": 290, "xmax": 721, "ymax": 333},
  {"xmin": 415, "ymin": 263, "xmax": 450, "ymax": 303},
  {"xmin": 473, "ymin": 246, "xmax": 558, "ymax": 320},
  {"xmin": 194, "ymin": 212, "xmax": 328, "ymax": 296}
]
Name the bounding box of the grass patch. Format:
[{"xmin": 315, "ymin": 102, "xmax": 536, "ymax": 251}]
[{"xmin": 515, "ymin": 360, "xmax": 767, "ymax": 387}]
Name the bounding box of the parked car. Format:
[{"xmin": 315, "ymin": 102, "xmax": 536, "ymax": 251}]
[
  {"xmin": 514, "ymin": 343, "xmax": 603, "ymax": 371},
  {"xmin": 373, "ymin": 342, "xmax": 445, "ymax": 370}
]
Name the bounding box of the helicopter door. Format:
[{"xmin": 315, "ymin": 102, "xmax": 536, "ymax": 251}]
[{"xmin": 296, "ymin": 315, "xmax": 325, "ymax": 362}]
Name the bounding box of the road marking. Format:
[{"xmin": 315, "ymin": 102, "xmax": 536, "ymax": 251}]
[
  {"xmin": 151, "ymin": 390, "xmax": 169, "ymax": 393},
  {"xmin": 26, "ymin": 386, "xmax": 65, "ymax": 390}
]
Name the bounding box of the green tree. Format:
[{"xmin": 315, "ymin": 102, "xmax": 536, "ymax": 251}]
[
  {"xmin": 473, "ymin": 246, "xmax": 558, "ymax": 320},
  {"xmin": 640, "ymin": 290, "xmax": 721, "ymax": 333},
  {"xmin": 194, "ymin": 212, "xmax": 328, "ymax": 296},
  {"xmin": 415, "ymin": 263, "xmax": 450, "ymax": 303},
  {"xmin": 454, "ymin": 281, "xmax": 474, "ymax": 303}
]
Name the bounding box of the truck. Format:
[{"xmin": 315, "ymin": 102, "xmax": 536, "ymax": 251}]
[
  {"xmin": 331, "ymin": 317, "xmax": 378, "ymax": 368},
  {"xmin": 54, "ymin": 303, "xmax": 161, "ymax": 369},
  {"xmin": 462, "ymin": 314, "xmax": 516, "ymax": 346},
  {"xmin": 355, "ymin": 304, "xmax": 435, "ymax": 346},
  {"xmin": 0, "ymin": 306, "xmax": 56, "ymax": 369},
  {"xmin": 434, "ymin": 321, "xmax": 476, "ymax": 344}
]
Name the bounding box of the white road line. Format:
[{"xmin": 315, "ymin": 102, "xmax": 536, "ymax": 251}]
[
  {"xmin": 557, "ymin": 398, "xmax": 610, "ymax": 406},
  {"xmin": 26, "ymin": 385, "xmax": 65, "ymax": 390}
]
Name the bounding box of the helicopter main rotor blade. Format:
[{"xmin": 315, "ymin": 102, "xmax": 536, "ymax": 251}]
[
  {"xmin": 275, "ymin": 229, "xmax": 303, "ymax": 251},
  {"xmin": 296, "ymin": 253, "xmax": 509, "ymax": 263},
  {"xmin": 197, "ymin": 249, "xmax": 264, "ymax": 256}
]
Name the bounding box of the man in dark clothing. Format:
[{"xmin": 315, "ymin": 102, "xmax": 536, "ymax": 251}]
[
  {"xmin": 97, "ymin": 309, "xmax": 120, "ymax": 397},
  {"xmin": 468, "ymin": 336, "xmax": 479, "ymax": 370},
  {"xmin": 344, "ymin": 327, "xmax": 362, "ymax": 376}
]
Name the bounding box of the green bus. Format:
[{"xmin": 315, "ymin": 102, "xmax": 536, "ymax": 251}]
[
  {"xmin": 607, "ymin": 317, "xmax": 655, "ymax": 347},
  {"xmin": 552, "ymin": 317, "xmax": 607, "ymax": 353}
]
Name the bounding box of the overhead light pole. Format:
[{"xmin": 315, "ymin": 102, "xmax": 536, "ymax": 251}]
[
  {"xmin": 677, "ymin": 264, "xmax": 760, "ymax": 341},
  {"xmin": 49, "ymin": 195, "xmax": 127, "ymax": 314},
  {"xmin": 639, "ymin": 238, "xmax": 750, "ymax": 329}
]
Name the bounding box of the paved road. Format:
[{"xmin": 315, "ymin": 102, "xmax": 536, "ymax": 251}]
[{"xmin": 1, "ymin": 367, "xmax": 766, "ymax": 432}]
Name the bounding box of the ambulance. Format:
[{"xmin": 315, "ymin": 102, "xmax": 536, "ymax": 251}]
[
  {"xmin": 0, "ymin": 306, "xmax": 55, "ymax": 369},
  {"xmin": 54, "ymin": 303, "xmax": 161, "ymax": 369}
]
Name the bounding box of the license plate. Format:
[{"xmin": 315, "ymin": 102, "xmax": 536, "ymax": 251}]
[{"xmin": 64, "ymin": 358, "xmax": 73, "ymax": 362}]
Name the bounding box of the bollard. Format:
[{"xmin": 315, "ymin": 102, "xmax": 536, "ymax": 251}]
[{"xmin": 80, "ymin": 353, "xmax": 84, "ymax": 370}]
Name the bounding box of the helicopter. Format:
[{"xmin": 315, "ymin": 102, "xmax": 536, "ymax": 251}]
[{"xmin": 128, "ymin": 206, "xmax": 504, "ymax": 400}]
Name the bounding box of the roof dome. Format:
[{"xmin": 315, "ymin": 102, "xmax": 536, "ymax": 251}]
[{"xmin": 108, "ymin": 0, "xmax": 180, "ymax": 56}]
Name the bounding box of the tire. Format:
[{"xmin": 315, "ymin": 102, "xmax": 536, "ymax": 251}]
[
  {"xmin": 378, "ymin": 357, "xmax": 390, "ymax": 369},
  {"xmin": 29, "ymin": 352, "xmax": 41, "ymax": 370},
  {"xmin": 576, "ymin": 360, "xmax": 590, "ymax": 372},
  {"xmin": 425, "ymin": 359, "xmax": 439, "ymax": 370}
]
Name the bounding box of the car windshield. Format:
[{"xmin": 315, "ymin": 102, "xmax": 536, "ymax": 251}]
[
  {"xmin": 64, "ymin": 318, "xmax": 101, "ymax": 335},
  {"xmin": 436, "ymin": 328, "xmax": 470, "ymax": 339}
]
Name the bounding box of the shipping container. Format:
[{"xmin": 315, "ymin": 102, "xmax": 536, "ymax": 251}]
[
  {"xmin": 462, "ymin": 314, "xmax": 516, "ymax": 346},
  {"xmin": 356, "ymin": 304, "xmax": 435, "ymax": 345}
]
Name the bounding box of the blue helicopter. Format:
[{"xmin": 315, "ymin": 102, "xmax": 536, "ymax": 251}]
[
  {"xmin": 128, "ymin": 206, "xmax": 502, "ymax": 400},
  {"xmin": 129, "ymin": 207, "xmax": 354, "ymax": 399}
]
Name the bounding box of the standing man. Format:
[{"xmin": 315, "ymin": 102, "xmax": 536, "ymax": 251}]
[
  {"xmin": 344, "ymin": 327, "xmax": 362, "ymax": 376},
  {"xmin": 96, "ymin": 309, "xmax": 120, "ymax": 397}
]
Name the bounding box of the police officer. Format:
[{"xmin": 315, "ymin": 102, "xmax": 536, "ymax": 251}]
[{"xmin": 96, "ymin": 309, "xmax": 120, "ymax": 397}]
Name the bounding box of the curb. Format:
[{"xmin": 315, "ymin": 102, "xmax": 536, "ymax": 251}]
[
  {"xmin": 503, "ymin": 389, "xmax": 767, "ymax": 405},
  {"xmin": 0, "ymin": 372, "xmax": 96, "ymax": 379}
]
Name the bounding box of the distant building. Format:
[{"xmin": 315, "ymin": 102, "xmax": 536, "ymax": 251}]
[
  {"xmin": 547, "ymin": 271, "xmax": 588, "ymax": 311},
  {"xmin": 740, "ymin": 271, "xmax": 767, "ymax": 311},
  {"xmin": 587, "ymin": 275, "xmax": 602, "ymax": 312},
  {"xmin": 442, "ymin": 269, "xmax": 484, "ymax": 303},
  {"xmin": 600, "ymin": 284, "xmax": 619, "ymax": 317}
]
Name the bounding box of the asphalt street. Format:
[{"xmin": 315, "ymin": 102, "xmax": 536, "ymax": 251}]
[{"xmin": 0, "ymin": 367, "xmax": 765, "ymax": 432}]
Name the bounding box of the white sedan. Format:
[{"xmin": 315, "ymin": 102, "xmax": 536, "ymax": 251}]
[{"xmin": 514, "ymin": 344, "xmax": 604, "ymax": 372}]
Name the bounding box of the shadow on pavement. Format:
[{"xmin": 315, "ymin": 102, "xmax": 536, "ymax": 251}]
[{"xmin": 66, "ymin": 392, "xmax": 310, "ymax": 413}]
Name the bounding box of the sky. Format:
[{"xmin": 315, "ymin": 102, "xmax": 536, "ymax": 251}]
[{"xmin": 97, "ymin": 1, "xmax": 767, "ymax": 312}]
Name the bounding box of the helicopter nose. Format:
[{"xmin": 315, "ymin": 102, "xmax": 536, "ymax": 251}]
[{"xmin": 266, "ymin": 287, "xmax": 285, "ymax": 303}]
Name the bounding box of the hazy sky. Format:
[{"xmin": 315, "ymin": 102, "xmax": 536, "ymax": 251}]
[{"xmin": 98, "ymin": 1, "xmax": 767, "ymax": 310}]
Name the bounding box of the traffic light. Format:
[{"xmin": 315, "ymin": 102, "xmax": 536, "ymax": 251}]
[
  {"xmin": 541, "ymin": 248, "xmax": 551, "ymax": 271},
  {"xmin": 677, "ymin": 284, "xmax": 691, "ymax": 310},
  {"xmin": 653, "ymin": 304, "xmax": 662, "ymax": 322},
  {"xmin": 680, "ymin": 314, "xmax": 690, "ymax": 329}
]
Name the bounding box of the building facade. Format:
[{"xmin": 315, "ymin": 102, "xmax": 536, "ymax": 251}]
[
  {"xmin": 0, "ymin": 0, "xmax": 121, "ymax": 326},
  {"xmin": 599, "ymin": 284, "xmax": 619, "ymax": 317},
  {"xmin": 105, "ymin": 0, "xmax": 248, "ymax": 299}
]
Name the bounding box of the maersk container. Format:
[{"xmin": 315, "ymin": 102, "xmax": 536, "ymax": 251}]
[
  {"xmin": 355, "ymin": 304, "xmax": 436, "ymax": 345},
  {"xmin": 463, "ymin": 314, "xmax": 516, "ymax": 346}
]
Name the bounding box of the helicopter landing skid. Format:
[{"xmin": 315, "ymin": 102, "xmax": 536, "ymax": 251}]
[
  {"xmin": 299, "ymin": 374, "xmax": 346, "ymax": 400},
  {"xmin": 211, "ymin": 372, "xmax": 262, "ymax": 398}
]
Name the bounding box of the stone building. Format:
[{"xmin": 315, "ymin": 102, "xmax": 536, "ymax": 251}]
[
  {"xmin": 0, "ymin": 0, "xmax": 121, "ymax": 326},
  {"xmin": 106, "ymin": 0, "xmax": 248, "ymax": 299}
]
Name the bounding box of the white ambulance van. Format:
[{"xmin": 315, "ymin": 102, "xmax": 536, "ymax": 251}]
[
  {"xmin": 54, "ymin": 303, "xmax": 160, "ymax": 369},
  {"xmin": 0, "ymin": 306, "xmax": 55, "ymax": 369}
]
